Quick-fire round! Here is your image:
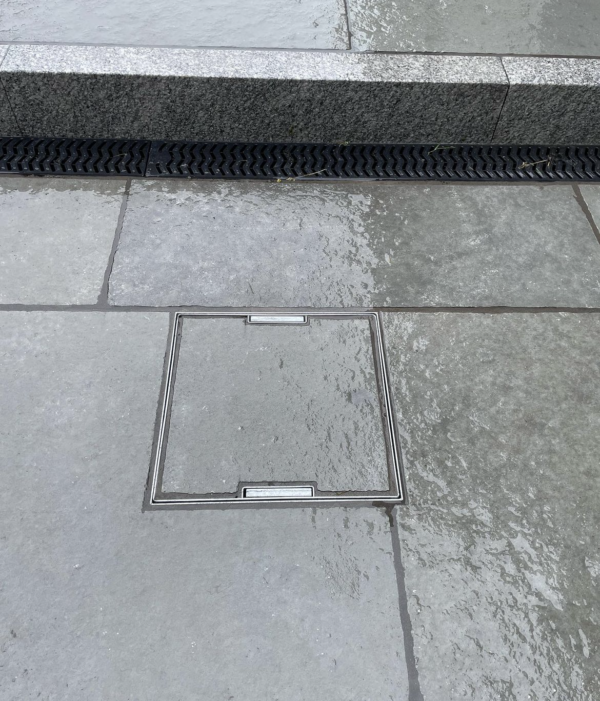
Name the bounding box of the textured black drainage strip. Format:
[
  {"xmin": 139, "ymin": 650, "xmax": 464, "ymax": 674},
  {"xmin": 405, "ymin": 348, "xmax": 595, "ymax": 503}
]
[{"xmin": 2, "ymin": 138, "xmax": 600, "ymax": 180}]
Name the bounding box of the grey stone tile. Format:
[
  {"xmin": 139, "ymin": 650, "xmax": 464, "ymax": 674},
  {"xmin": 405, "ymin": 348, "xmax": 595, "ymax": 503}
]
[
  {"xmin": 579, "ymin": 186, "xmax": 600, "ymax": 233},
  {"xmin": 348, "ymin": 0, "xmax": 600, "ymax": 56},
  {"xmin": 0, "ymin": 0, "xmax": 348, "ymax": 50},
  {"xmin": 384, "ymin": 312, "xmax": 600, "ymax": 700},
  {"xmin": 0, "ymin": 177, "xmax": 124, "ymax": 304},
  {"xmin": 0, "ymin": 311, "xmax": 409, "ymax": 700},
  {"xmin": 0, "ymin": 45, "xmax": 20, "ymax": 136},
  {"xmin": 494, "ymin": 58, "xmax": 600, "ymax": 144},
  {"xmin": 109, "ymin": 180, "xmax": 600, "ymax": 308},
  {"xmin": 163, "ymin": 316, "xmax": 389, "ymax": 495},
  {"xmin": 0, "ymin": 45, "xmax": 507, "ymax": 142}
]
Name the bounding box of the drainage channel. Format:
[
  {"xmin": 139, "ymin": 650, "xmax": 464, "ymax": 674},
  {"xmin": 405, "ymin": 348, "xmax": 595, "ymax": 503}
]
[
  {"xmin": 146, "ymin": 311, "xmax": 405, "ymax": 509},
  {"xmin": 2, "ymin": 138, "xmax": 600, "ymax": 181}
]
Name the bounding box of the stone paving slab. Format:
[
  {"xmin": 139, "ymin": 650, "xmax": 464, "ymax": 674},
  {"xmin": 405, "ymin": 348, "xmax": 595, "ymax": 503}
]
[
  {"xmin": 0, "ymin": 311, "xmax": 410, "ymax": 700},
  {"xmin": 0, "ymin": 0, "xmax": 348, "ymax": 49},
  {"xmin": 348, "ymin": 0, "xmax": 600, "ymax": 56},
  {"xmin": 383, "ymin": 312, "xmax": 600, "ymax": 700},
  {"xmin": 580, "ymin": 185, "xmax": 600, "ymax": 229},
  {"xmin": 109, "ymin": 180, "xmax": 600, "ymax": 308},
  {"xmin": 0, "ymin": 177, "xmax": 124, "ymax": 304},
  {"xmin": 163, "ymin": 316, "xmax": 389, "ymax": 495}
]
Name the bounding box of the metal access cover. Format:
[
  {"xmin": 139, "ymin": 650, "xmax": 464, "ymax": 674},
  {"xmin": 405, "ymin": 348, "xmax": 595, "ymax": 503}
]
[{"xmin": 146, "ymin": 312, "xmax": 404, "ymax": 508}]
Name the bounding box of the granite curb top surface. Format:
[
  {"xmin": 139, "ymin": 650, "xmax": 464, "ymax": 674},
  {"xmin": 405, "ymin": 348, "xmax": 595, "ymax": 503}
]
[{"xmin": 0, "ymin": 43, "xmax": 507, "ymax": 83}]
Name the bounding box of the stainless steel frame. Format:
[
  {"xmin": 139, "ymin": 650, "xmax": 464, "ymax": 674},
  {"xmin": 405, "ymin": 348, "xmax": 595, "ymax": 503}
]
[{"xmin": 146, "ymin": 311, "xmax": 405, "ymax": 508}]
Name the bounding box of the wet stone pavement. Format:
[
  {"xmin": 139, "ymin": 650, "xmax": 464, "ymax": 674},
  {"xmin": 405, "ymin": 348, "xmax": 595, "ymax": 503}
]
[
  {"xmin": 0, "ymin": 0, "xmax": 349, "ymax": 49},
  {"xmin": 2, "ymin": 0, "xmax": 600, "ymax": 55},
  {"xmin": 1, "ymin": 175, "xmax": 600, "ymax": 700},
  {"xmin": 347, "ymin": 0, "xmax": 600, "ymax": 56}
]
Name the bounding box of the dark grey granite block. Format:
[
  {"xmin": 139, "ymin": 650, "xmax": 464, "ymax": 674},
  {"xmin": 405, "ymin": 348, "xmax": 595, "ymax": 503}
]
[
  {"xmin": 384, "ymin": 313, "xmax": 600, "ymax": 700},
  {"xmin": 494, "ymin": 57, "xmax": 600, "ymax": 144},
  {"xmin": 0, "ymin": 45, "xmax": 20, "ymax": 136},
  {"xmin": 0, "ymin": 44, "xmax": 508, "ymax": 142}
]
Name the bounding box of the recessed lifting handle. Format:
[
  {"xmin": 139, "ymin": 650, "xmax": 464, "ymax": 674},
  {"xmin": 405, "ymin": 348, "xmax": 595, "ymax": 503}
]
[{"xmin": 246, "ymin": 315, "xmax": 308, "ymax": 325}]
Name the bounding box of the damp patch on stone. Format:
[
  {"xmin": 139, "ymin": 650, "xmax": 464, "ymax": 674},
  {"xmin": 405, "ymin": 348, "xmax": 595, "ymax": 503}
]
[{"xmin": 146, "ymin": 311, "xmax": 404, "ymax": 508}]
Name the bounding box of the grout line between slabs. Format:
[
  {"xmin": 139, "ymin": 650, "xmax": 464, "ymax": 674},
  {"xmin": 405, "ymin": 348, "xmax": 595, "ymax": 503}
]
[
  {"xmin": 1, "ymin": 173, "xmax": 597, "ymax": 186},
  {"xmin": 385, "ymin": 506, "xmax": 424, "ymax": 701},
  {"xmin": 572, "ymin": 183, "xmax": 600, "ymax": 248},
  {"xmin": 342, "ymin": 0, "xmax": 354, "ymax": 51},
  {"xmin": 97, "ymin": 179, "xmax": 131, "ymax": 305},
  {"xmin": 4, "ymin": 39, "xmax": 600, "ymax": 60},
  {"xmin": 1, "ymin": 305, "xmax": 600, "ymax": 313}
]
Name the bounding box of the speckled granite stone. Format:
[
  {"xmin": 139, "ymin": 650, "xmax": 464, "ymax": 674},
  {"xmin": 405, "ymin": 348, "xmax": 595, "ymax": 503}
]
[
  {"xmin": 0, "ymin": 44, "xmax": 508, "ymax": 142},
  {"xmin": 0, "ymin": 45, "xmax": 20, "ymax": 136},
  {"xmin": 494, "ymin": 57, "xmax": 600, "ymax": 144}
]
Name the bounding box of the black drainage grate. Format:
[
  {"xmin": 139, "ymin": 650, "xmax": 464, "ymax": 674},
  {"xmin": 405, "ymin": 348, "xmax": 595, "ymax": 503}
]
[
  {"xmin": 2, "ymin": 137, "xmax": 600, "ymax": 181},
  {"xmin": 147, "ymin": 142, "xmax": 600, "ymax": 181},
  {"xmin": 0, "ymin": 138, "xmax": 150, "ymax": 176}
]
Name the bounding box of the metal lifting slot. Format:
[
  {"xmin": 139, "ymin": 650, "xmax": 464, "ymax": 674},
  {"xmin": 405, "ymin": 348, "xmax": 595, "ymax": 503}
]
[
  {"xmin": 247, "ymin": 315, "xmax": 308, "ymax": 325},
  {"xmin": 243, "ymin": 486, "xmax": 314, "ymax": 499}
]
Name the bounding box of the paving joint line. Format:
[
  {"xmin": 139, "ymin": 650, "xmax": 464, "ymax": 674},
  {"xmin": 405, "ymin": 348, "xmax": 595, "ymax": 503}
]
[
  {"xmin": 0, "ymin": 173, "xmax": 590, "ymax": 187},
  {"xmin": 4, "ymin": 40, "xmax": 600, "ymax": 60},
  {"xmin": 384, "ymin": 505, "xmax": 424, "ymax": 701},
  {"xmin": 572, "ymin": 183, "xmax": 600, "ymax": 248},
  {"xmin": 0, "ymin": 41, "xmax": 357, "ymax": 55},
  {"xmin": 341, "ymin": 0, "xmax": 354, "ymax": 51},
  {"xmin": 374, "ymin": 306, "xmax": 600, "ymax": 313},
  {"xmin": 1, "ymin": 305, "xmax": 600, "ymax": 313},
  {"xmin": 97, "ymin": 179, "xmax": 131, "ymax": 305}
]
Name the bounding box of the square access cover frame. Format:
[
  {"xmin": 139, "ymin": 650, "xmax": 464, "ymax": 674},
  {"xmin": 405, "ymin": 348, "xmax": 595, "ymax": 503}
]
[{"xmin": 146, "ymin": 311, "xmax": 405, "ymax": 508}]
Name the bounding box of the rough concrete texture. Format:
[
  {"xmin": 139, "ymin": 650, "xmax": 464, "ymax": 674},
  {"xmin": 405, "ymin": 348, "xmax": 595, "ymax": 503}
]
[
  {"xmin": 0, "ymin": 0, "xmax": 348, "ymax": 49},
  {"xmin": 163, "ymin": 317, "xmax": 390, "ymax": 495},
  {"xmin": 0, "ymin": 177, "xmax": 124, "ymax": 304},
  {"xmin": 109, "ymin": 180, "xmax": 600, "ymax": 308},
  {"xmin": 348, "ymin": 0, "xmax": 600, "ymax": 56},
  {"xmin": 0, "ymin": 45, "xmax": 507, "ymax": 141},
  {"xmin": 494, "ymin": 58, "xmax": 600, "ymax": 144},
  {"xmin": 384, "ymin": 313, "xmax": 600, "ymax": 700},
  {"xmin": 0, "ymin": 311, "xmax": 410, "ymax": 700}
]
